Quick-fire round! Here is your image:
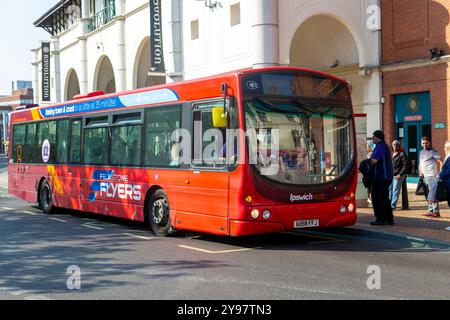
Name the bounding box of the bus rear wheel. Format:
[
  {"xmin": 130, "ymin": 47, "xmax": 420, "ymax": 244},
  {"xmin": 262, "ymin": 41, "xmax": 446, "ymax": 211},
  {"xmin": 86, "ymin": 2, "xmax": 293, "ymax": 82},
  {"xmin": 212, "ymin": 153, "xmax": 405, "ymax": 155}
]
[
  {"xmin": 39, "ymin": 181, "xmax": 54, "ymax": 214},
  {"xmin": 148, "ymin": 189, "xmax": 171, "ymax": 237}
]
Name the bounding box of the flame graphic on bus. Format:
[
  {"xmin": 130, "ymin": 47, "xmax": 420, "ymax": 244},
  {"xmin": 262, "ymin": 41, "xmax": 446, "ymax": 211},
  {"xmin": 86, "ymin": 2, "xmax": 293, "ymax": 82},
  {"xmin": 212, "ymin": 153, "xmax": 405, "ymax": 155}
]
[{"xmin": 88, "ymin": 170, "xmax": 115, "ymax": 202}]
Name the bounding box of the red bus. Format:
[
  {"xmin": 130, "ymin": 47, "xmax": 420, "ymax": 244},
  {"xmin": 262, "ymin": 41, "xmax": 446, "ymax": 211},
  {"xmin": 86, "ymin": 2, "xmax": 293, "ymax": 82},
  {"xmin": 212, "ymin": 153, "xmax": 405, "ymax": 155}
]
[{"xmin": 8, "ymin": 67, "xmax": 357, "ymax": 237}]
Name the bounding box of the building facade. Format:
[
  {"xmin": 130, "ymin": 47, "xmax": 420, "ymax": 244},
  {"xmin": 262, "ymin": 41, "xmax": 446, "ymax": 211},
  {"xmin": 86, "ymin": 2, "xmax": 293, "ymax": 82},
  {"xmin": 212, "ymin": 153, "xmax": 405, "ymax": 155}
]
[
  {"xmin": 0, "ymin": 85, "xmax": 34, "ymax": 152},
  {"xmin": 381, "ymin": 0, "xmax": 450, "ymax": 178},
  {"xmin": 32, "ymin": 0, "xmax": 382, "ymax": 136}
]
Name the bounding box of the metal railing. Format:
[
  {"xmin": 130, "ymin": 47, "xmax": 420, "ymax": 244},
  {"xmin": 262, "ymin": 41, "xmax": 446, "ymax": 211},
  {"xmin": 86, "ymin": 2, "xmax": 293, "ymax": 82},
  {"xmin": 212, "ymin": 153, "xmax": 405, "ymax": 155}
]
[{"xmin": 88, "ymin": 1, "xmax": 116, "ymax": 32}]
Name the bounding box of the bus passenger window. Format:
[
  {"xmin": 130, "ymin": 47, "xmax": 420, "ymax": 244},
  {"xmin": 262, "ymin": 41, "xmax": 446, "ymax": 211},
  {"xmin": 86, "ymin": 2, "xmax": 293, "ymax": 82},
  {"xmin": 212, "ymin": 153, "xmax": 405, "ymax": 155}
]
[
  {"xmin": 37, "ymin": 121, "xmax": 57, "ymax": 163},
  {"xmin": 84, "ymin": 127, "xmax": 109, "ymax": 165},
  {"xmin": 69, "ymin": 120, "xmax": 82, "ymax": 164},
  {"xmin": 25, "ymin": 123, "xmax": 37, "ymax": 163},
  {"xmin": 12, "ymin": 124, "xmax": 25, "ymax": 163},
  {"xmin": 111, "ymin": 125, "xmax": 142, "ymax": 166},
  {"xmin": 145, "ymin": 106, "xmax": 181, "ymax": 167},
  {"xmin": 193, "ymin": 108, "xmax": 227, "ymax": 169},
  {"xmin": 56, "ymin": 119, "xmax": 69, "ymax": 164}
]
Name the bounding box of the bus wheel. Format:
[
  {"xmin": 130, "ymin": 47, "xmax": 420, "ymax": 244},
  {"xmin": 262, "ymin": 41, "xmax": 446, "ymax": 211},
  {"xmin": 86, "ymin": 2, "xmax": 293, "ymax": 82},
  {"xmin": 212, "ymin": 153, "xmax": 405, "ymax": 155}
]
[
  {"xmin": 39, "ymin": 181, "xmax": 54, "ymax": 214},
  {"xmin": 148, "ymin": 189, "xmax": 171, "ymax": 237}
]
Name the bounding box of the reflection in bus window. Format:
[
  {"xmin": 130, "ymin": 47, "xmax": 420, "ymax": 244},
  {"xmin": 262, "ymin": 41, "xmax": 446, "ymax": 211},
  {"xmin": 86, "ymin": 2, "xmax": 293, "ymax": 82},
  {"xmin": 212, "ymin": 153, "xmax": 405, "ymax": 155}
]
[
  {"xmin": 84, "ymin": 127, "xmax": 109, "ymax": 165},
  {"xmin": 111, "ymin": 125, "xmax": 142, "ymax": 166},
  {"xmin": 70, "ymin": 120, "xmax": 82, "ymax": 164},
  {"xmin": 145, "ymin": 106, "xmax": 181, "ymax": 167}
]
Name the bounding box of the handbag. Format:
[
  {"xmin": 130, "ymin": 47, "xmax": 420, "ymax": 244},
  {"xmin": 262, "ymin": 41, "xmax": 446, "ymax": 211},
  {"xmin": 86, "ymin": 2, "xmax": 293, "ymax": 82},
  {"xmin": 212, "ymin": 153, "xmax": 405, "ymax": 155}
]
[
  {"xmin": 415, "ymin": 177, "xmax": 426, "ymax": 196},
  {"xmin": 436, "ymin": 179, "xmax": 448, "ymax": 202}
]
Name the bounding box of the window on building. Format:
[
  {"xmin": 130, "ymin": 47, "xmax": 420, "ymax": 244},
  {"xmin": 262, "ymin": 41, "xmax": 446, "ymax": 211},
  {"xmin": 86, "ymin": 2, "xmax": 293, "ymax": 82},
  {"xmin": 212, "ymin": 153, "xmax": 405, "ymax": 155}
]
[
  {"xmin": 144, "ymin": 106, "xmax": 181, "ymax": 167},
  {"xmin": 191, "ymin": 19, "xmax": 199, "ymax": 40},
  {"xmin": 230, "ymin": 2, "xmax": 241, "ymax": 27}
]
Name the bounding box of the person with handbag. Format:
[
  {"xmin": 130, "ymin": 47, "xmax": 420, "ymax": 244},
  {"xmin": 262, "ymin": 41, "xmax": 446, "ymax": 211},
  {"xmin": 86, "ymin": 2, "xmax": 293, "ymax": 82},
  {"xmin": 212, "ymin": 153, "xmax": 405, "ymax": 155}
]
[
  {"xmin": 434, "ymin": 141, "xmax": 450, "ymax": 214},
  {"xmin": 419, "ymin": 136, "xmax": 442, "ymax": 218},
  {"xmin": 389, "ymin": 140, "xmax": 409, "ymax": 210}
]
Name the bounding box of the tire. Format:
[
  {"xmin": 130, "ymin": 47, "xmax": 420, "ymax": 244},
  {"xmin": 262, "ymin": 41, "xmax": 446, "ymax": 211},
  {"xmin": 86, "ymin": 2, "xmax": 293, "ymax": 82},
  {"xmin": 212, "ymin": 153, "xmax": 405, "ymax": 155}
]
[
  {"xmin": 39, "ymin": 181, "xmax": 54, "ymax": 214},
  {"xmin": 147, "ymin": 189, "xmax": 172, "ymax": 237}
]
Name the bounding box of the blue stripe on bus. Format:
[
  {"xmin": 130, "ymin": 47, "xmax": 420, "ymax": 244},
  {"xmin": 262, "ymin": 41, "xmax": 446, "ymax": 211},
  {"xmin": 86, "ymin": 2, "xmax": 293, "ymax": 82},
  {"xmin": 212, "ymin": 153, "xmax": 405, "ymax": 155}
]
[{"xmin": 39, "ymin": 89, "xmax": 179, "ymax": 119}]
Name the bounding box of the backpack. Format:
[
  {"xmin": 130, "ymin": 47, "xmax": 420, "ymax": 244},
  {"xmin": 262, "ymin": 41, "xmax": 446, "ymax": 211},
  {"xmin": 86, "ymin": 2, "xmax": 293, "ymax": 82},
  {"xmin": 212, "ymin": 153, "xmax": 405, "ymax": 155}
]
[{"xmin": 403, "ymin": 153, "xmax": 413, "ymax": 175}]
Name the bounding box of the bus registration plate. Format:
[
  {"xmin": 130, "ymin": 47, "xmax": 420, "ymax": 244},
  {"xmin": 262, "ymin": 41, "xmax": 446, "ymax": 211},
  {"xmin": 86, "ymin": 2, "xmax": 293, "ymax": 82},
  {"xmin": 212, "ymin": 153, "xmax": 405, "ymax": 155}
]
[{"xmin": 294, "ymin": 219, "xmax": 320, "ymax": 229}]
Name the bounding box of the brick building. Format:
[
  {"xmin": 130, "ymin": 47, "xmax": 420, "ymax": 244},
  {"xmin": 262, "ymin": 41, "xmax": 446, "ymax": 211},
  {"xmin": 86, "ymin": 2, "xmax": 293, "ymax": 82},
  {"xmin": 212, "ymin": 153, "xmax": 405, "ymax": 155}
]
[{"xmin": 381, "ymin": 0, "xmax": 450, "ymax": 180}]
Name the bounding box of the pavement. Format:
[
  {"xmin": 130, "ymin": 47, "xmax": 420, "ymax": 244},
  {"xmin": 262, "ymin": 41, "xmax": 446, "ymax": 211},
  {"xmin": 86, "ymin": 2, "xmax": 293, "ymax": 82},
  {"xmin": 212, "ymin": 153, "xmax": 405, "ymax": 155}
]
[{"xmin": 357, "ymin": 191, "xmax": 450, "ymax": 244}]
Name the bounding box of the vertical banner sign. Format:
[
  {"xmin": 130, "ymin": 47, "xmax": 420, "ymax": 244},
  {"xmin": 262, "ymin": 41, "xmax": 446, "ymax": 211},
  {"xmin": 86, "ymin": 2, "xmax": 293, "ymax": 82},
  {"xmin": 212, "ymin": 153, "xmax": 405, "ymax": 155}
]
[
  {"xmin": 41, "ymin": 42, "xmax": 51, "ymax": 102},
  {"xmin": 150, "ymin": 0, "xmax": 166, "ymax": 73}
]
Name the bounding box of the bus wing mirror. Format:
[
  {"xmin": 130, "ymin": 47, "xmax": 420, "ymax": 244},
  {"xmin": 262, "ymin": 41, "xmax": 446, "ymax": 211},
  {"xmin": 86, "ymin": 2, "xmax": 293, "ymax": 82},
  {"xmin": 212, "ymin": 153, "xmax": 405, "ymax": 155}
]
[{"xmin": 212, "ymin": 107, "xmax": 227, "ymax": 128}]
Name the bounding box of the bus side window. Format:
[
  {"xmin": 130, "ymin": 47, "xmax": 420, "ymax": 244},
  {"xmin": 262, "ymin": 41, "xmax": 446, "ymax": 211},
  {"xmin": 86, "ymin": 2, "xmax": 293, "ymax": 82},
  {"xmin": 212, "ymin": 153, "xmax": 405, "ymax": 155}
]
[
  {"xmin": 144, "ymin": 106, "xmax": 181, "ymax": 167},
  {"xmin": 69, "ymin": 120, "xmax": 82, "ymax": 164},
  {"xmin": 12, "ymin": 124, "xmax": 26, "ymax": 163},
  {"xmin": 25, "ymin": 123, "xmax": 37, "ymax": 163},
  {"xmin": 56, "ymin": 119, "xmax": 69, "ymax": 164}
]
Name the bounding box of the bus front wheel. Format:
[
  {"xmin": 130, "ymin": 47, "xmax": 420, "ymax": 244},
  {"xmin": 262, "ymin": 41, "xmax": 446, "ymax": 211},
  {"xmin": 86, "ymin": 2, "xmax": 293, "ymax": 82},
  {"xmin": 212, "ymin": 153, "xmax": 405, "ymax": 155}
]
[
  {"xmin": 39, "ymin": 181, "xmax": 54, "ymax": 214},
  {"xmin": 148, "ymin": 189, "xmax": 172, "ymax": 237}
]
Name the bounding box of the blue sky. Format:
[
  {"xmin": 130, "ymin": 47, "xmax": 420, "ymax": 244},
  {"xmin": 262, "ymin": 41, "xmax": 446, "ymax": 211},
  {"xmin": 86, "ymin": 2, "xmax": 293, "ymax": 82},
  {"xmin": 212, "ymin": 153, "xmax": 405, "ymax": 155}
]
[{"xmin": 0, "ymin": 0, "xmax": 57, "ymax": 95}]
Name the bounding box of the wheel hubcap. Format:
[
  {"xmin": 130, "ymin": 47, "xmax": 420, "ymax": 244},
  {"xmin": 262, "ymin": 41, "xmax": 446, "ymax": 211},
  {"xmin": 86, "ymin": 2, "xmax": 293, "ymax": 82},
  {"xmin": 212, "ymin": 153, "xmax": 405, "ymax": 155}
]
[
  {"xmin": 152, "ymin": 198, "xmax": 168, "ymax": 225},
  {"xmin": 42, "ymin": 186, "xmax": 50, "ymax": 208}
]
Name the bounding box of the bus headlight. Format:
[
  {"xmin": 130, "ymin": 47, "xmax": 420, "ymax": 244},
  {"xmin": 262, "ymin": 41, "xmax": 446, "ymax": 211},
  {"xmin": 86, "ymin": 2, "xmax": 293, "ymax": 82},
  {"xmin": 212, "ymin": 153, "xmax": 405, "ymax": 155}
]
[
  {"xmin": 251, "ymin": 209, "xmax": 260, "ymax": 219},
  {"xmin": 348, "ymin": 204, "xmax": 355, "ymax": 213},
  {"xmin": 340, "ymin": 206, "xmax": 347, "ymax": 214},
  {"xmin": 263, "ymin": 210, "xmax": 271, "ymax": 220}
]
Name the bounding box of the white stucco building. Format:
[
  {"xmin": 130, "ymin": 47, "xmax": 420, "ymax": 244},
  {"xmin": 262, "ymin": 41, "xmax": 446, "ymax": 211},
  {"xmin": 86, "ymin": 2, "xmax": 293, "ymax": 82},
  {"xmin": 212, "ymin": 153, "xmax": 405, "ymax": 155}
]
[{"xmin": 32, "ymin": 0, "xmax": 382, "ymax": 135}]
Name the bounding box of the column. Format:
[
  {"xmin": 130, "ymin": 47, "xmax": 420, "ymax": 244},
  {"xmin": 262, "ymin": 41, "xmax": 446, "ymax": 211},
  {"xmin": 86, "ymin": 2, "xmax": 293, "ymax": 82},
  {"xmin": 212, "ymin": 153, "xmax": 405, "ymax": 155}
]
[
  {"xmin": 163, "ymin": 0, "xmax": 183, "ymax": 83},
  {"xmin": 249, "ymin": 0, "xmax": 279, "ymax": 68},
  {"xmin": 32, "ymin": 48, "xmax": 40, "ymax": 104},
  {"xmin": 51, "ymin": 37, "xmax": 61, "ymax": 102}
]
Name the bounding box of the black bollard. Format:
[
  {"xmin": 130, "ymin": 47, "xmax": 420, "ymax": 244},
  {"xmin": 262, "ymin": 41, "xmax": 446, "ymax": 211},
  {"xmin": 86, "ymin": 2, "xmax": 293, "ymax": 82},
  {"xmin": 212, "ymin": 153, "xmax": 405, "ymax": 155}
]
[{"xmin": 401, "ymin": 178, "xmax": 409, "ymax": 210}]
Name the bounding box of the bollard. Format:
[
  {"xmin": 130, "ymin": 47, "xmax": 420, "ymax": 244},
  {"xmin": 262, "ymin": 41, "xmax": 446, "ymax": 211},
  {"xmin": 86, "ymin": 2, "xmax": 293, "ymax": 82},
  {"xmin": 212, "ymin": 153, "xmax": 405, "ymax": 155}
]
[{"xmin": 401, "ymin": 178, "xmax": 409, "ymax": 210}]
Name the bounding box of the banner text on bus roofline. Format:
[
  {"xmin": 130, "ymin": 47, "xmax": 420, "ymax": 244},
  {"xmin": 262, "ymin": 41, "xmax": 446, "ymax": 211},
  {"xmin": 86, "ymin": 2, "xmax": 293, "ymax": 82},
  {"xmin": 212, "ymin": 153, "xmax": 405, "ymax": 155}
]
[{"xmin": 38, "ymin": 89, "xmax": 179, "ymax": 118}]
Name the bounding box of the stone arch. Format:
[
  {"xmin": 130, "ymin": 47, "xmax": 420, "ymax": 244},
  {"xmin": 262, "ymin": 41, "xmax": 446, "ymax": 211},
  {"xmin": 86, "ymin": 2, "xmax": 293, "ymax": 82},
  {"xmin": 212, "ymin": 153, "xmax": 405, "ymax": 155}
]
[
  {"xmin": 133, "ymin": 37, "xmax": 166, "ymax": 89},
  {"xmin": 93, "ymin": 55, "xmax": 116, "ymax": 94},
  {"xmin": 65, "ymin": 68, "xmax": 80, "ymax": 101},
  {"xmin": 288, "ymin": 14, "xmax": 368, "ymax": 116},
  {"xmin": 289, "ymin": 15, "xmax": 360, "ymax": 70}
]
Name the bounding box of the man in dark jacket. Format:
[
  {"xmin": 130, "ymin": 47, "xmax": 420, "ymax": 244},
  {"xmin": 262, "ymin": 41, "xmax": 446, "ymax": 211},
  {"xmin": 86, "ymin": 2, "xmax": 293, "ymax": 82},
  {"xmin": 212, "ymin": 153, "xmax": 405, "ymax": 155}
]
[
  {"xmin": 370, "ymin": 130, "xmax": 394, "ymax": 226},
  {"xmin": 389, "ymin": 140, "xmax": 409, "ymax": 210}
]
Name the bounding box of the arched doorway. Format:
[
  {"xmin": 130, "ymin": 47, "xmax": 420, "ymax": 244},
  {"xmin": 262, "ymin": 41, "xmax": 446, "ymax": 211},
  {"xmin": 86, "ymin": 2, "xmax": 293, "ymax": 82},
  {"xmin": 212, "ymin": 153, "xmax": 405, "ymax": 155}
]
[
  {"xmin": 65, "ymin": 69, "xmax": 80, "ymax": 101},
  {"xmin": 94, "ymin": 56, "xmax": 116, "ymax": 94},
  {"xmin": 134, "ymin": 37, "xmax": 166, "ymax": 89},
  {"xmin": 289, "ymin": 15, "xmax": 364, "ymax": 114}
]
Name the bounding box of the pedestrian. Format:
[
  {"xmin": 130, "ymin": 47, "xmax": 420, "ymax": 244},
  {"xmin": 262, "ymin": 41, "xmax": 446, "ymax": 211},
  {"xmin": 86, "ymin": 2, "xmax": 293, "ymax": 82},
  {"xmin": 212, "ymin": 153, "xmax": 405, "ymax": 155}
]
[
  {"xmin": 419, "ymin": 136, "xmax": 442, "ymax": 217},
  {"xmin": 365, "ymin": 143, "xmax": 374, "ymax": 204},
  {"xmin": 428, "ymin": 141, "xmax": 450, "ymax": 217},
  {"xmin": 369, "ymin": 130, "xmax": 395, "ymax": 226},
  {"xmin": 389, "ymin": 140, "xmax": 408, "ymax": 210}
]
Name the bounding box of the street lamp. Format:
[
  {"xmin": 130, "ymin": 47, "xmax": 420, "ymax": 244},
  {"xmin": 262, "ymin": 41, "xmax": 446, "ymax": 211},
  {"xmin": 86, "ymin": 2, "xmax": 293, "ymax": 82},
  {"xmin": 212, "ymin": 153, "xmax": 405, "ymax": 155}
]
[{"xmin": 195, "ymin": 0, "xmax": 221, "ymax": 10}]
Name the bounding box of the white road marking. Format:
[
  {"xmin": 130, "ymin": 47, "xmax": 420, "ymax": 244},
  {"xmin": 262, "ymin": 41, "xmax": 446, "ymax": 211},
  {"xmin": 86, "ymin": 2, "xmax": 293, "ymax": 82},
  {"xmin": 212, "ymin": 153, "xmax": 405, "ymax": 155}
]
[
  {"xmin": 178, "ymin": 245, "xmax": 261, "ymax": 254},
  {"xmin": 23, "ymin": 211, "xmax": 38, "ymax": 216},
  {"xmin": 48, "ymin": 217, "xmax": 68, "ymax": 223},
  {"xmin": 1, "ymin": 207, "xmax": 14, "ymax": 211},
  {"xmin": 0, "ymin": 185, "xmax": 7, "ymax": 189},
  {"xmin": 24, "ymin": 295, "xmax": 53, "ymax": 300},
  {"xmin": 122, "ymin": 233, "xmax": 154, "ymax": 240},
  {"xmin": 82, "ymin": 224, "xmax": 104, "ymax": 230}
]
